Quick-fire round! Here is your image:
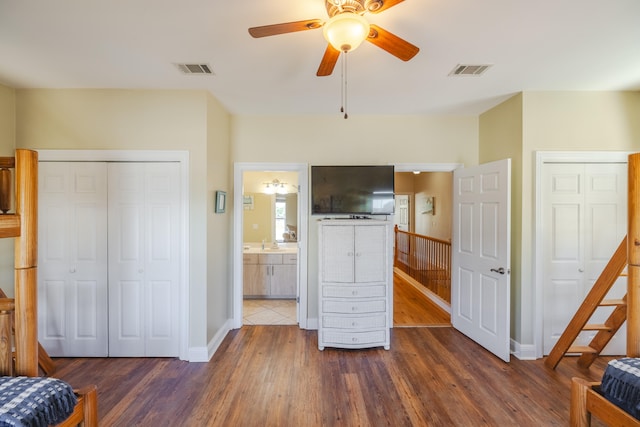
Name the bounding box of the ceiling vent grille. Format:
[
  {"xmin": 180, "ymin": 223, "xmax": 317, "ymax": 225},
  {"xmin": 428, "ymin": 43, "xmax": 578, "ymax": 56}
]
[
  {"xmin": 175, "ymin": 63, "xmax": 214, "ymax": 75},
  {"xmin": 449, "ymin": 64, "xmax": 491, "ymax": 76}
]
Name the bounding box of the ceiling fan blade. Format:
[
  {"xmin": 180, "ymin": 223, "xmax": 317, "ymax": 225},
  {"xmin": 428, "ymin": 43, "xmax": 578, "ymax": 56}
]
[
  {"xmin": 316, "ymin": 44, "xmax": 341, "ymax": 76},
  {"xmin": 368, "ymin": 0, "xmax": 405, "ymax": 14},
  {"xmin": 248, "ymin": 19, "xmax": 323, "ymax": 38},
  {"xmin": 367, "ymin": 24, "xmax": 419, "ymax": 61}
]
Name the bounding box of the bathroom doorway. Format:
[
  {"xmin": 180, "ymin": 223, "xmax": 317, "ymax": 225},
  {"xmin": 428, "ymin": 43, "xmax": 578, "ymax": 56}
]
[
  {"xmin": 242, "ymin": 171, "xmax": 299, "ymax": 325},
  {"xmin": 232, "ymin": 163, "xmax": 309, "ymax": 329}
]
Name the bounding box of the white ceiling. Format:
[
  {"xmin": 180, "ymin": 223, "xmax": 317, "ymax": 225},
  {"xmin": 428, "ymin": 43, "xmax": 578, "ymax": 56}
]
[{"xmin": 1, "ymin": 0, "xmax": 639, "ymax": 116}]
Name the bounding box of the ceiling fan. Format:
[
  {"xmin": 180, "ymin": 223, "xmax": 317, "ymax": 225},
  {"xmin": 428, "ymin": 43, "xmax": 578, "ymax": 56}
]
[{"xmin": 248, "ymin": 0, "xmax": 420, "ymax": 77}]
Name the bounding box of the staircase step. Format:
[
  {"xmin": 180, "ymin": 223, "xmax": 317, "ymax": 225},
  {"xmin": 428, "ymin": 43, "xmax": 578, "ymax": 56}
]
[
  {"xmin": 568, "ymin": 345, "xmax": 598, "ymax": 354},
  {"xmin": 583, "ymin": 323, "xmax": 612, "ymax": 331},
  {"xmin": 600, "ymin": 299, "xmax": 626, "ymax": 306}
]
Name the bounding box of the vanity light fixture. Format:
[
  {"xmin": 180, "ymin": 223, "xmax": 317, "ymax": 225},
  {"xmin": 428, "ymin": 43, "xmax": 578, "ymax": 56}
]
[{"xmin": 263, "ymin": 179, "xmax": 288, "ymax": 194}]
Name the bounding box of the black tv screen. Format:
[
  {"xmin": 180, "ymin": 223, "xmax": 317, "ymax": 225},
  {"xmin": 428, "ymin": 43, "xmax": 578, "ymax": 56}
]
[{"xmin": 311, "ymin": 165, "xmax": 395, "ymax": 215}]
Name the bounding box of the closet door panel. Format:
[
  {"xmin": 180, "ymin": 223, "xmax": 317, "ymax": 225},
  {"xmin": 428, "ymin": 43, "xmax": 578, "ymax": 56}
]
[
  {"xmin": 144, "ymin": 164, "xmax": 180, "ymax": 356},
  {"xmin": 38, "ymin": 162, "xmax": 108, "ymax": 357},
  {"xmin": 108, "ymin": 165, "xmax": 145, "ymax": 356},
  {"xmin": 40, "ymin": 280, "xmax": 66, "ymax": 339},
  {"xmin": 108, "ymin": 162, "xmax": 180, "ymax": 357}
]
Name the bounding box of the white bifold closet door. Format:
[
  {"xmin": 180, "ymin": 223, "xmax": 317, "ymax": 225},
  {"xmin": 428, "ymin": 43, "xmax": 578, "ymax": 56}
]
[
  {"xmin": 542, "ymin": 162, "xmax": 627, "ymax": 355},
  {"xmin": 38, "ymin": 161, "xmax": 180, "ymax": 357}
]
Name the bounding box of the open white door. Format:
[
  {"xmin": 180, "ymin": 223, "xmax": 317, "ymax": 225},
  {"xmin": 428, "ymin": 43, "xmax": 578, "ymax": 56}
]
[{"xmin": 451, "ymin": 159, "xmax": 511, "ymax": 362}]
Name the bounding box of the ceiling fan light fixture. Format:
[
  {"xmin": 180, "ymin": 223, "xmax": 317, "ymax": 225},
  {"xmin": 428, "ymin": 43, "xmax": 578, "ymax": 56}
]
[{"xmin": 322, "ymin": 13, "xmax": 370, "ymax": 52}]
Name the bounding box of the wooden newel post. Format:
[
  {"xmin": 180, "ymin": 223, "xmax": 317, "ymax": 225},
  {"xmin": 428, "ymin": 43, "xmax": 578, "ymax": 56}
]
[
  {"xmin": 14, "ymin": 149, "xmax": 38, "ymax": 376},
  {"xmin": 628, "ymin": 153, "xmax": 640, "ymax": 357}
]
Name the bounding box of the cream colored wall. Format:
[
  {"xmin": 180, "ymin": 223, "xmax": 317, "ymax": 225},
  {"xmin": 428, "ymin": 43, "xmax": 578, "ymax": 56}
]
[
  {"xmin": 232, "ymin": 114, "xmax": 479, "ymax": 323},
  {"xmin": 479, "ymin": 91, "xmax": 640, "ymax": 353},
  {"xmin": 0, "ymin": 84, "xmax": 16, "ymax": 295},
  {"xmin": 413, "ymin": 172, "xmax": 453, "ymax": 241},
  {"xmin": 0, "ymin": 84, "xmax": 15, "ymax": 155},
  {"xmin": 206, "ymin": 93, "xmax": 231, "ymax": 344},
  {"xmin": 14, "ymin": 88, "xmax": 226, "ymax": 352},
  {"xmin": 232, "ymin": 115, "xmax": 478, "ymax": 164},
  {"xmin": 243, "ymin": 193, "xmax": 273, "ymax": 242},
  {"xmin": 523, "ymin": 92, "xmax": 640, "ymax": 150}
]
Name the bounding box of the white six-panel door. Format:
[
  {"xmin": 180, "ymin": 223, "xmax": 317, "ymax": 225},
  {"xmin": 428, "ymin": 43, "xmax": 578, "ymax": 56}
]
[
  {"xmin": 542, "ymin": 162, "xmax": 627, "ymax": 355},
  {"xmin": 451, "ymin": 159, "xmax": 511, "ymax": 362},
  {"xmin": 38, "ymin": 161, "xmax": 181, "ymax": 357},
  {"xmin": 38, "ymin": 162, "xmax": 109, "ymax": 357},
  {"xmin": 108, "ymin": 163, "xmax": 181, "ymax": 357}
]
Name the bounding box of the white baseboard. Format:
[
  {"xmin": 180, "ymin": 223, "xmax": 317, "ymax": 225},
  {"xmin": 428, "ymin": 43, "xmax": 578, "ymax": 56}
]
[
  {"xmin": 393, "ymin": 268, "xmax": 451, "ymax": 314},
  {"xmin": 510, "ymin": 339, "xmax": 538, "ymax": 360},
  {"xmin": 187, "ymin": 319, "xmax": 233, "ymax": 362}
]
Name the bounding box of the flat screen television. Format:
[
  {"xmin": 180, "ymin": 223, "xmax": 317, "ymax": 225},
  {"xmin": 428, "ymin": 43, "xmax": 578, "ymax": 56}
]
[{"xmin": 311, "ymin": 165, "xmax": 395, "ymax": 215}]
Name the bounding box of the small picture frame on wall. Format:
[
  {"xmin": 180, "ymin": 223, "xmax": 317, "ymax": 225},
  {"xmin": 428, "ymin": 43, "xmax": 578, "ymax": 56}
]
[
  {"xmin": 215, "ymin": 191, "xmax": 226, "ymax": 213},
  {"xmin": 243, "ymin": 195, "xmax": 254, "ymax": 210},
  {"xmin": 422, "ymin": 196, "xmax": 435, "ymax": 215}
]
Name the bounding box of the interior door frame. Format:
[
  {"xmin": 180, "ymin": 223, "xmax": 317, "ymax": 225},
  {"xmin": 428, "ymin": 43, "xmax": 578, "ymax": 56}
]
[
  {"xmin": 534, "ymin": 151, "xmax": 632, "ymax": 359},
  {"xmin": 36, "ymin": 149, "xmax": 190, "ymax": 361},
  {"xmin": 233, "ymin": 163, "xmax": 309, "ymax": 329}
]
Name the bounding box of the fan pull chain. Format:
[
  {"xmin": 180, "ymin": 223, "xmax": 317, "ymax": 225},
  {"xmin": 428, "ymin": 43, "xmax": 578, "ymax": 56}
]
[{"xmin": 341, "ymin": 51, "xmax": 348, "ymax": 119}]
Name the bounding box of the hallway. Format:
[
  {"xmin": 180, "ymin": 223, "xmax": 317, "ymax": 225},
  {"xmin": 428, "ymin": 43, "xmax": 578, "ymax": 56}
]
[{"xmin": 393, "ymin": 271, "xmax": 450, "ymax": 327}]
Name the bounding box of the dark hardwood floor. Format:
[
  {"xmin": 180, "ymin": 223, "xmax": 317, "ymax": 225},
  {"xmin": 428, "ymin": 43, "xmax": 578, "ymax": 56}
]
[{"xmin": 53, "ymin": 326, "xmax": 610, "ymax": 426}]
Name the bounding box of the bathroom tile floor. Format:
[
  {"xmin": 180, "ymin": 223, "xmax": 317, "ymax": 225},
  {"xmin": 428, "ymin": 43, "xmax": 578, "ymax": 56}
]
[{"xmin": 243, "ymin": 299, "xmax": 297, "ymax": 325}]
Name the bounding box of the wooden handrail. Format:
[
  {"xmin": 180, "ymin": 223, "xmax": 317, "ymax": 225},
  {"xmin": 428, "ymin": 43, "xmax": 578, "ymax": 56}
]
[{"xmin": 394, "ymin": 225, "xmax": 452, "ymax": 303}]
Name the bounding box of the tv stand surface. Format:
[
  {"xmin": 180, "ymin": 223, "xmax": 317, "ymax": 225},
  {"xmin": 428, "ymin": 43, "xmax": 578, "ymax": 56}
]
[{"xmin": 321, "ymin": 215, "xmax": 379, "ymax": 220}]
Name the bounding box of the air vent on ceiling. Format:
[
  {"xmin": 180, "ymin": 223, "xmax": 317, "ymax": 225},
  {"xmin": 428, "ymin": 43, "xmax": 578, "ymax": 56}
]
[
  {"xmin": 449, "ymin": 64, "xmax": 491, "ymax": 76},
  {"xmin": 175, "ymin": 63, "xmax": 214, "ymax": 75}
]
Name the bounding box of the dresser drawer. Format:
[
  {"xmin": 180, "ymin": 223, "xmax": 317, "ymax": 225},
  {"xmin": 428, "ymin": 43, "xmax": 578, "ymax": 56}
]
[
  {"xmin": 321, "ymin": 330, "xmax": 387, "ymax": 346},
  {"xmin": 322, "ymin": 313, "xmax": 387, "ymax": 329},
  {"xmin": 322, "ymin": 284, "xmax": 386, "ymax": 299},
  {"xmin": 322, "ymin": 299, "xmax": 386, "ymax": 314}
]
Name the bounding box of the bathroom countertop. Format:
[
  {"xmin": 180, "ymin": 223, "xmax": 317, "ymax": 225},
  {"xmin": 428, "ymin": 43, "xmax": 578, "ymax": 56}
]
[{"xmin": 243, "ymin": 245, "xmax": 298, "ymax": 254}]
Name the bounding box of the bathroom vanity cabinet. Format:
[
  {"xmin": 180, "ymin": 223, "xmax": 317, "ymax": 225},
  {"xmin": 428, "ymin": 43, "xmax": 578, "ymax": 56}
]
[{"xmin": 243, "ymin": 252, "xmax": 297, "ymax": 298}]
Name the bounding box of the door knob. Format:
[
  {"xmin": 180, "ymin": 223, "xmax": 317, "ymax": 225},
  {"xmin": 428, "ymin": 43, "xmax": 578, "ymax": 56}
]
[{"xmin": 490, "ymin": 267, "xmax": 505, "ymax": 275}]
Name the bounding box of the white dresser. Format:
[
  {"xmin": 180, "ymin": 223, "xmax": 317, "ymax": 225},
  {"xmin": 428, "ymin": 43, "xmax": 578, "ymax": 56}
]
[{"xmin": 317, "ymin": 219, "xmax": 392, "ymax": 350}]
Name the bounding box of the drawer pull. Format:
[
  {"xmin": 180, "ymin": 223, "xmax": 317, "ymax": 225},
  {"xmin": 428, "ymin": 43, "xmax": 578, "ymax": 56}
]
[
  {"xmin": 352, "ymin": 306, "xmax": 358, "ymax": 312},
  {"xmin": 352, "ymin": 290, "xmax": 358, "ymax": 296},
  {"xmin": 352, "ymin": 337, "xmax": 358, "ymax": 342},
  {"xmin": 351, "ymin": 322, "xmax": 357, "ymax": 327}
]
